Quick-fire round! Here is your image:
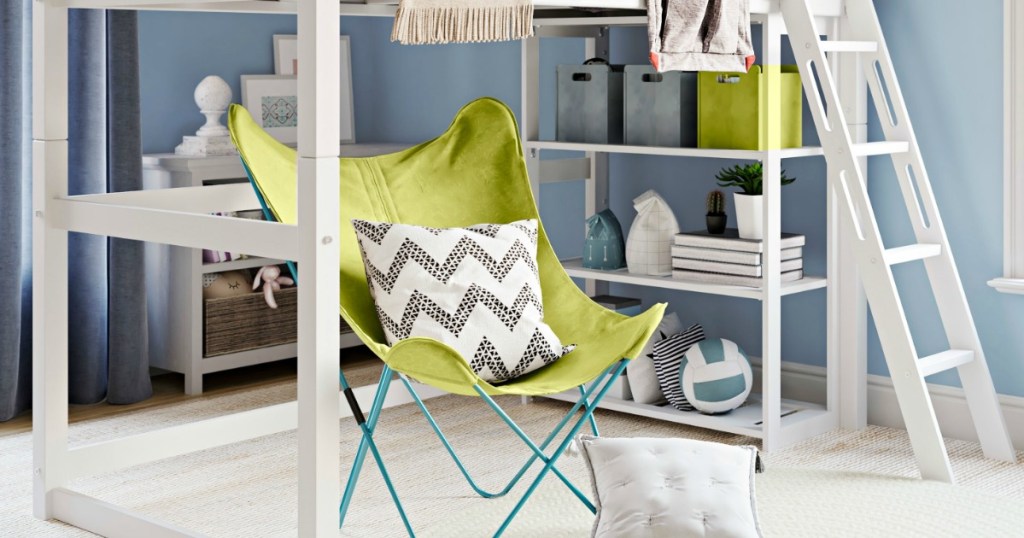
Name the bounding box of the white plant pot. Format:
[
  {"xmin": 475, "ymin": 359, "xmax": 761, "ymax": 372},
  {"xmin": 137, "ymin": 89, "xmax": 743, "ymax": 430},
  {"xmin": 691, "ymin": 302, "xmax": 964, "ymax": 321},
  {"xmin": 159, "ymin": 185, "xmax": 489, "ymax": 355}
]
[{"xmin": 734, "ymin": 193, "xmax": 763, "ymax": 240}]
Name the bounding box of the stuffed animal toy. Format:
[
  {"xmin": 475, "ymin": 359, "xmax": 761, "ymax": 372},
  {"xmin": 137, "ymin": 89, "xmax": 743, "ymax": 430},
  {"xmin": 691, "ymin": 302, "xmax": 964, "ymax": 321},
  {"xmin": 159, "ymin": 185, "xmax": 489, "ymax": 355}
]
[
  {"xmin": 202, "ymin": 270, "xmax": 253, "ymax": 300},
  {"xmin": 253, "ymin": 265, "xmax": 294, "ymax": 309}
]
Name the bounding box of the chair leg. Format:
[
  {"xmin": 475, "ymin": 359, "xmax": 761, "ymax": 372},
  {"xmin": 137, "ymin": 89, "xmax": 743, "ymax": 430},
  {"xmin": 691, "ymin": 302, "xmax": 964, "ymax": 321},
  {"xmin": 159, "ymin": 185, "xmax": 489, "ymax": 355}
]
[
  {"xmin": 339, "ymin": 368, "xmax": 390, "ymax": 523},
  {"xmin": 490, "ymin": 360, "xmax": 629, "ymax": 538},
  {"xmin": 398, "ymin": 374, "xmax": 511, "ymax": 498},
  {"xmin": 399, "ymin": 369, "xmax": 612, "ymax": 500},
  {"xmin": 338, "ymin": 367, "xmax": 415, "ymax": 536},
  {"xmin": 578, "ymin": 385, "xmax": 600, "ymax": 436}
]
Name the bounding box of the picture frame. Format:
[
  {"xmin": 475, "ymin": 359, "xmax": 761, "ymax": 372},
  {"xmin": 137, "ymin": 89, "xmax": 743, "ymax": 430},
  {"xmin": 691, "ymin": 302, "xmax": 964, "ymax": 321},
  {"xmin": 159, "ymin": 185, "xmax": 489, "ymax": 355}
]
[
  {"xmin": 240, "ymin": 75, "xmax": 300, "ymax": 145},
  {"xmin": 272, "ymin": 34, "xmax": 355, "ymax": 144}
]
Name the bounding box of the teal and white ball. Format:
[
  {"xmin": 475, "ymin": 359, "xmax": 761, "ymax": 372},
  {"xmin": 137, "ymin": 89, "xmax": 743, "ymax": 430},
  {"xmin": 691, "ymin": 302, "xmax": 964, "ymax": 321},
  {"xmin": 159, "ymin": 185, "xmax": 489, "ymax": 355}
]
[{"xmin": 680, "ymin": 338, "xmax": 753, "ymax": 414}]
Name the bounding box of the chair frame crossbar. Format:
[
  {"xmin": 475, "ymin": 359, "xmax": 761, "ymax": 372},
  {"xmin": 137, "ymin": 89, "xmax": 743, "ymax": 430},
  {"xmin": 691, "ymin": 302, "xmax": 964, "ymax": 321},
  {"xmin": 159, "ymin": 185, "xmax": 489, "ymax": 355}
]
[{"xmin": 337, "ymin": 359, "xmax": 629, "ymax": 537}]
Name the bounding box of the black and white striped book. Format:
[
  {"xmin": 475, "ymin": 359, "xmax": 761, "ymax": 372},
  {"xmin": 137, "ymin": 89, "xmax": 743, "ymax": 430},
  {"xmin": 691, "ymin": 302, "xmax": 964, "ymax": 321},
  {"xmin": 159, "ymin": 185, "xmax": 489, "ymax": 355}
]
[
  {"xmin": 672, "ymin": 269, "xmax": 805, "ymax": 288},
  {"xmin": 670, "ymin": 245, "xmax": 802, "ymax": 265},
  {"xmin": 672, "ymin": 257, "xmax": 804, "ymax": 277},
  {"xmin": 673, "ymin": 229, "xmax": 806, "ymax": 252}
]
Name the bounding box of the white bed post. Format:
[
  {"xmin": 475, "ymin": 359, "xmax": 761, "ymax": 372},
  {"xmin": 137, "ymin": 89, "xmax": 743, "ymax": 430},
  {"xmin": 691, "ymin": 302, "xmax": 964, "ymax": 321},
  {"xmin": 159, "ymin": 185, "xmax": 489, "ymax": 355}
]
[
  {"xmin": 760, "ymin": 12, "xmax": 784, "ymax": 453},
  {"xmin": 296, "ymin": 0, "xmax": 342, "ymax": 536},
  {"xmin": 32, "ymin": 0, "xmax": 70, "ymax": 521},
  {"xmin": 833, "ymin": 12, "xmax": 869, "ymax": 431}
]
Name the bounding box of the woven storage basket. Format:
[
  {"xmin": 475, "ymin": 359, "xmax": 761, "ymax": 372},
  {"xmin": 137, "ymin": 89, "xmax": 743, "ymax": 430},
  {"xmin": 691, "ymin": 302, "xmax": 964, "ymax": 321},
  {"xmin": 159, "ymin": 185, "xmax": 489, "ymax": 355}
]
[{"xmin": 204, "ymin": 287, "xmax": 352, "ymax": 357}]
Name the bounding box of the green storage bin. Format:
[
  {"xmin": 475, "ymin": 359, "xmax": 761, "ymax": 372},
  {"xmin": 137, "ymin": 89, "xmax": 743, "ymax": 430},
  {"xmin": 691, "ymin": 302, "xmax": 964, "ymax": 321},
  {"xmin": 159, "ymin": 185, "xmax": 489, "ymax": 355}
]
[{"xmin": 698, "ymin": 65, "xmax": 803, "ymax": 150}]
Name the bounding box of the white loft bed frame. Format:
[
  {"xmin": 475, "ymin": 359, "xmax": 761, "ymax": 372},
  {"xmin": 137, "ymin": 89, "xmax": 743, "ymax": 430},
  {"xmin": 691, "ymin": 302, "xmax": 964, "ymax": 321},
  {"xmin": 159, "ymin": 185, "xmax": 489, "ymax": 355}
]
[{"xmin": 32, "ymin": 1, "xmax": 861, "ymax": 536}]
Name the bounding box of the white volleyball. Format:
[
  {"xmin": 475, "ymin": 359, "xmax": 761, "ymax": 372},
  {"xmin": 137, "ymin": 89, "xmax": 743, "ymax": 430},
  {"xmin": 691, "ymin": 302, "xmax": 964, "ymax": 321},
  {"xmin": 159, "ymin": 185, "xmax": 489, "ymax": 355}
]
[{"xmin": 680, "ymin": 338, "xmax": 753, "ymax": 414}]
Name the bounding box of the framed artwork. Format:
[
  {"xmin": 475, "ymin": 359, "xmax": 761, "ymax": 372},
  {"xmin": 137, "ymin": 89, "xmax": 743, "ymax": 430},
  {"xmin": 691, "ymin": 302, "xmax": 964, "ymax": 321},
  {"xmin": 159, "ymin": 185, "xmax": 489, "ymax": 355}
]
[
  {"xmin": 241, "ymin": 75, "xmax": 299, "ymax": 144},
  {"xmin": 272, "ymin": 34, "xmax": 355, "ymax": 144}
]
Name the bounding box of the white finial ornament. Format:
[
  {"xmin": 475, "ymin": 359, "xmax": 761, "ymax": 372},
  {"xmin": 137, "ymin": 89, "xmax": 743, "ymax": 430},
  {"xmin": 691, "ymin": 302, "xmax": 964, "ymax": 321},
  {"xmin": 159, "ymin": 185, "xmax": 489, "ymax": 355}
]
[{"xmin": 175, "ymin": 75, "xmax": 237, "ymax": 156}]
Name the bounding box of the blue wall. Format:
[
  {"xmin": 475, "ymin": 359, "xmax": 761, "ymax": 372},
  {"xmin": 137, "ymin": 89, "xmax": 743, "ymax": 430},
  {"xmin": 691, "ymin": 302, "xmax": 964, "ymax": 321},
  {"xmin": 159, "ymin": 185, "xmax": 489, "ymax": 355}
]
[{"xmin": 138, "ymin": 1, "xmax": 1024, "ymax": 398}]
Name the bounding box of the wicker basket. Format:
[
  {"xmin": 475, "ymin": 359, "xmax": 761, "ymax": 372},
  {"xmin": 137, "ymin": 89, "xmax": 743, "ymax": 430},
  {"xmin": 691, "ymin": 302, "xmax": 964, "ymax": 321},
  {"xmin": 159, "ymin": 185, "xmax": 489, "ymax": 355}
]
[{"xmin": 204, "ymin": 287, "xmax": 352, "ymax": 357}]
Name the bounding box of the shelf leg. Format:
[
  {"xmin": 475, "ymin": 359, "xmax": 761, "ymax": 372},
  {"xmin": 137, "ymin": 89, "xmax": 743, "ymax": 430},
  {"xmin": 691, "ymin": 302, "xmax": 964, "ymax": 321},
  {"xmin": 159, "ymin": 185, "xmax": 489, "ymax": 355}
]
[
  {"xmin": 583, "ymin": 28, "xmax": 611, "ymax": 298},
  {"xmin": 32, "ymin": 0, "xmax": 70, "ymax": 520},
  {"xmin": 521, "ymin": 35, "xmax": 541, "ymax": 202},
  {"xmin": 760, "ymin": 13, "xmax": 784, "ymax": 453},
  {"xmin": 187, "ymin": 249, "xmax": 204, "ymax": 396},
  {"xmin": 296, "ymin": 1, "xmax": 342, "ymax": 536}
]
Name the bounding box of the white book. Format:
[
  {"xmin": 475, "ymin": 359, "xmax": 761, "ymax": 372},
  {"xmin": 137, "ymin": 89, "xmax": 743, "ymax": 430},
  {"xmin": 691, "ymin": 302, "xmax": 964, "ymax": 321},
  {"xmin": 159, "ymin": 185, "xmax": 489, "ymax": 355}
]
[
  {"xmin": 673, "ymin": 228, "xmax": 806, "ymax": 252},
  {"xmin": 672, "ymin": 257, "xmax": 803, "ymax": 277},
  {"xmin": 671, "ymin": 269, "xmax": 805, "ymax": 288},
  {"xmin": 671, "ymin": 245, "xmax": 802, "ymax": 265}
]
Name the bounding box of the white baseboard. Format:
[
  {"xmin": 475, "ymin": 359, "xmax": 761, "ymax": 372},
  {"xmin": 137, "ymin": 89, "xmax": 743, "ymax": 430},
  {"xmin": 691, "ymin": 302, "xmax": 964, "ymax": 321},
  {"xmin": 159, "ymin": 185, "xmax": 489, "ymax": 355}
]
[{"xmin": 760, "ymin": 360, "xmax": 1024, "ymax": 450}]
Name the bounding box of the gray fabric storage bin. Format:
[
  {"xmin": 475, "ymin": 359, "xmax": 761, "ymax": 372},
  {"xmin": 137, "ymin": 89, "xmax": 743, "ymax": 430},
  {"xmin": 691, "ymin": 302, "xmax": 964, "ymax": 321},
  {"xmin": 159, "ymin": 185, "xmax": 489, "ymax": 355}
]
[
  {"xmin": 625, "ymin": 66, "xmax": 697, "ymax": 147},
  {"xmin": 556, "ymin": 64, "xmax": 624, "ymax": 144}
]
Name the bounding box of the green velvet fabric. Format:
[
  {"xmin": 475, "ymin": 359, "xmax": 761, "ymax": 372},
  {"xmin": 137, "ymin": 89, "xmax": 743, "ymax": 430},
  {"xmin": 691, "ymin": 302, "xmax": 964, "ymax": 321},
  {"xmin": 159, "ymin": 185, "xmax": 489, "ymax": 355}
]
[{"xmin": 228, "ymin": 98, "xmax": 665, "ymax": 396}]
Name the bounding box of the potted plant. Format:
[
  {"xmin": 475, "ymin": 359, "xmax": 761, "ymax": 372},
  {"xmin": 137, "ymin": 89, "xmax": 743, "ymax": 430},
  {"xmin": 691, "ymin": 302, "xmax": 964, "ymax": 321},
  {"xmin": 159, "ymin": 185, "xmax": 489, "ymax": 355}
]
[
  {"xmin": 715, "ymin": 163, "xmax": 796, "ymax": 239},
  {"xmin": 705, "ymin": 189, "xmax": 727, "ymax": 234}
]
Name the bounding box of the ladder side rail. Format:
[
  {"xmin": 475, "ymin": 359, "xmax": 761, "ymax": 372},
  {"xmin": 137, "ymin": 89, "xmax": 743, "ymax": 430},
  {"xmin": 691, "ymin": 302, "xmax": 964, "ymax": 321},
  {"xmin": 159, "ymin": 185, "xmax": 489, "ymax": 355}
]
[
  {"xmin": 846, "ymin": 0, "xmax": 1017, "ymax": 462},
  {"xmin": 781, "ymin": 0, "xmax": 956, "ymax": 481},
  {"xmin": 846, "ymin": 0, "xmax": 978, "ymax": 343},
  {"xmin": 851, "ymin": 4, "xmax": 988, "ymax": 351}
]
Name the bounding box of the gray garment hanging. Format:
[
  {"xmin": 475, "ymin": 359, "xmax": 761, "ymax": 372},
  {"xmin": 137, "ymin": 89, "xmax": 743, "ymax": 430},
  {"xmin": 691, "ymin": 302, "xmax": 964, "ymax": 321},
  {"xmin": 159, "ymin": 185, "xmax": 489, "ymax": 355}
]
[
  {"xmin": 0, "ymin": 3, "xmax": 151, "ymax": 421},
  {"xmin": 647, "ymin": 0, "xmax": 755, "ymax": 72}
]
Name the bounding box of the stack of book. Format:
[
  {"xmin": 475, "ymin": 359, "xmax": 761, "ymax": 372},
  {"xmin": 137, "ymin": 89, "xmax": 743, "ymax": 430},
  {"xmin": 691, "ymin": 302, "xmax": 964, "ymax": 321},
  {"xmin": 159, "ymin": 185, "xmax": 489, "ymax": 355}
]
[{"xmin": 671, "ymin": 228, "xmax": 806, "ymax": 287}]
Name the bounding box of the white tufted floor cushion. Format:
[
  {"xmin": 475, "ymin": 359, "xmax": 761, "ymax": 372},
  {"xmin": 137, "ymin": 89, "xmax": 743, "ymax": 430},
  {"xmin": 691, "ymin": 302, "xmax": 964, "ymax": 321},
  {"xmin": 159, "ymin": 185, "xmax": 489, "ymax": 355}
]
[{"xmin": 577, "ymin": 435, "xmax": 762, "ymax": 538}]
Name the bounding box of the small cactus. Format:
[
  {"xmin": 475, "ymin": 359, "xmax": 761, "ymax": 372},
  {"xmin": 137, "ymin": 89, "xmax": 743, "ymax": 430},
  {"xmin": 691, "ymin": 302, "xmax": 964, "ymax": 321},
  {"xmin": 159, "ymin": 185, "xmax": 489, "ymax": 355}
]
[{"xmin": 706, "ymin": 189, "xmax": 726, "ymax": 215}]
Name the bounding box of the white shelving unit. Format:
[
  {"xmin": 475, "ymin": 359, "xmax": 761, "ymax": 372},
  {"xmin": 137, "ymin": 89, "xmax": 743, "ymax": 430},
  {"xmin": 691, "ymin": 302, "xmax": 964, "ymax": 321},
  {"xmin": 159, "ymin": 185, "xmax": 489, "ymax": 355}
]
[
  {"xmin": 31, "ymin": 1, "xmax": 856, "ymax": 536},
  {"xmin": 522, "ymin": 13, "xmax": 857, "ymax": 452}
]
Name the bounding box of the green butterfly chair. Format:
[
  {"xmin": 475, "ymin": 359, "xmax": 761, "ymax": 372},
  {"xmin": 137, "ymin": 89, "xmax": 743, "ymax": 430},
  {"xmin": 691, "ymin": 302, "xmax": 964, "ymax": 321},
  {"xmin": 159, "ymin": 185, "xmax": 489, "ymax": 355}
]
[{"xmin": 228, "ymin": 98, "xmax": 665, "ymax": 537}]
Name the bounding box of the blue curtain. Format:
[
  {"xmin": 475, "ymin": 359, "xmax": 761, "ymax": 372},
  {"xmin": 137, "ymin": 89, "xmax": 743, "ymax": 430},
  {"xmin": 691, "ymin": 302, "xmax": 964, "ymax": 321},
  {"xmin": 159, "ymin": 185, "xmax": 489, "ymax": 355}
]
[
  {"xmin": 0, "ymin": 0, "xmax": 34, "ymax": 422},
  {"xmin": 0, "ymin": 3, "xmax": 151, "ymax": 422}
]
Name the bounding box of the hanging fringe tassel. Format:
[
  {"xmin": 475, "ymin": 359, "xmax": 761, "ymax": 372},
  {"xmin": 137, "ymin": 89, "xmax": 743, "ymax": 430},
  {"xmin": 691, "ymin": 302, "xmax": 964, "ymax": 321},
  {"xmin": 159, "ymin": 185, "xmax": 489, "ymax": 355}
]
[{"xmin": 392, "ymin": 1, "xmax": 534, "ymax": 45}]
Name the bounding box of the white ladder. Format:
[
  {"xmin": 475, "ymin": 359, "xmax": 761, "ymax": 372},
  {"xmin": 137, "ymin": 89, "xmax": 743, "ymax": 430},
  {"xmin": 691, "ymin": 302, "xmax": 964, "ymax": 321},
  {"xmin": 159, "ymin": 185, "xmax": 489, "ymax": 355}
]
[{"xmin": 781, "ymin": 0, "xmax": 1017, "ymax": 482}]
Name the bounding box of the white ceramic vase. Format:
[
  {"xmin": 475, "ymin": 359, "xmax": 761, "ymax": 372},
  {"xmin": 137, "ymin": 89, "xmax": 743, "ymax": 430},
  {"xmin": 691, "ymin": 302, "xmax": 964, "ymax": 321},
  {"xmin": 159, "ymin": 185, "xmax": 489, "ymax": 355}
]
[{"xmin": 734, "ymin": 193, "xmax": 763, "ymax": 240}]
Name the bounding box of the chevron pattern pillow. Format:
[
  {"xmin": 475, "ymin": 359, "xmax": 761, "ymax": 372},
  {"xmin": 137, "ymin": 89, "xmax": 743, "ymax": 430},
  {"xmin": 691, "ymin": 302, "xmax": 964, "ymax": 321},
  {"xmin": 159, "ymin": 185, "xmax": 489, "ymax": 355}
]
[{"xmin": 352, "ymin": 218, "xmax": 575, "ymax": 383}]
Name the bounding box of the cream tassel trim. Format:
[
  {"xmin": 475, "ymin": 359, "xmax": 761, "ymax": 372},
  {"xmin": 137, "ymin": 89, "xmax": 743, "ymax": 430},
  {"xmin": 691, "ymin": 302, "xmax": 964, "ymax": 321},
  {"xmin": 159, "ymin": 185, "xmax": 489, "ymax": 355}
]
[{"xmin": 392, "ymin": 2, "xmax": 534, "ymax": 45}]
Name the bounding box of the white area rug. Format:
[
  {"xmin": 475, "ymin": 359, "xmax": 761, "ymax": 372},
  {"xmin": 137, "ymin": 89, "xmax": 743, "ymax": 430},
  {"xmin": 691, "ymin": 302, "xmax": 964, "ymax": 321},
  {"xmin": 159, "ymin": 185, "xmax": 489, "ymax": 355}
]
[{"xmin": 1, "ymin": 378, "xmax": 1023, "ymax": 537}]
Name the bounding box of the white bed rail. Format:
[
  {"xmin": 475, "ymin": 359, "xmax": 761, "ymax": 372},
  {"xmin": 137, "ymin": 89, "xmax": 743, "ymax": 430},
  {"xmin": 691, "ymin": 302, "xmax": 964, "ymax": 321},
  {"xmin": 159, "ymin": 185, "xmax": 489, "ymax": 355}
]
[{"xmin": 54, "ymin": 0, "xmax": 842, "ymax": 18}]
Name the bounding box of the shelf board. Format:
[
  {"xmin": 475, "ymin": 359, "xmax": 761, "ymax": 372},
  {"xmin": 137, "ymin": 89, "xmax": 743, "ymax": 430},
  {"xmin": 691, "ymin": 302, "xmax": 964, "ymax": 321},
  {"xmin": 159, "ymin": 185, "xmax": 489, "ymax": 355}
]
[
  {"xmin": 201, "ymin": 332, "xmax": 363, "ymax": 373},
  {"xmin": 526, "ymin": 140, "xmax": 824, "ymax": 160},
  {"xmin": 563, "ymin": 259, "xmax": 827, "ymax": 300},
  {"xmin": 545, "ymin": 391, "xmax": 829, "ymax": 439},
  {"xmin": 202, "ymin": 256, "xmax": 286, "ymax": 274}
]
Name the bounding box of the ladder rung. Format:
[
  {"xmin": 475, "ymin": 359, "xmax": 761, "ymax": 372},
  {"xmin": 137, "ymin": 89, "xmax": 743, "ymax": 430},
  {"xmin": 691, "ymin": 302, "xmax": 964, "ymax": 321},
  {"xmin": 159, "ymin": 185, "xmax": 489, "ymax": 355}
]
[
  {"xmin": 852, "ymin": 141, "xmax": 910, "ymax": 157},
  {"xmin": 884, "ymin": 243, "xmax": 942, "ymax": 266},
  {"xmin": 820, "ymin": 40, "xmax": 879, "ymax": 53},
  {"xmin": 918, "ymin": 350, "xmax": 974, "ymax": 377}
]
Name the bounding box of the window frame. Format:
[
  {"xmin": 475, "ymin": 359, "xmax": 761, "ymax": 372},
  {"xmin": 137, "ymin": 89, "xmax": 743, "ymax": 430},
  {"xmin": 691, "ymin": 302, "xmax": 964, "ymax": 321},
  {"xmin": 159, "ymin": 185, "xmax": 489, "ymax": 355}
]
[{"xmin": 990, "ymin": 0, "xmax": 1024, "ymax": 294}]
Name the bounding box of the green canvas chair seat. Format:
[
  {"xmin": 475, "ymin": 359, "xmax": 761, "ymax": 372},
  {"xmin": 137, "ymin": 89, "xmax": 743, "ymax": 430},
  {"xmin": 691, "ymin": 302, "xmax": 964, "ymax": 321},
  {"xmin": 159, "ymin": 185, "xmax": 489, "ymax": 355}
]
[
  {"xmin": 228, "ymin": 97, "xmax": 665, "ymax": 537},
  {"xmin": 228, "ymin": 98, "xmax": 664, "ymax": 396}
]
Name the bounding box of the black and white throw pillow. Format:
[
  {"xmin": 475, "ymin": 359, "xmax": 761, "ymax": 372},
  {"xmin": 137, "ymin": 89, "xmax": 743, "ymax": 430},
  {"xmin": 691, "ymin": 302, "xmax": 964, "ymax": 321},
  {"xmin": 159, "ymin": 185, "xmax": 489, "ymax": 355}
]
[
  {"xmin": 652, "ymin": 324, "xmax": 705, "ymax": 412},
  {"xmin": 352, "ymin": 218, "xmax": 575, "ymax": 383}
]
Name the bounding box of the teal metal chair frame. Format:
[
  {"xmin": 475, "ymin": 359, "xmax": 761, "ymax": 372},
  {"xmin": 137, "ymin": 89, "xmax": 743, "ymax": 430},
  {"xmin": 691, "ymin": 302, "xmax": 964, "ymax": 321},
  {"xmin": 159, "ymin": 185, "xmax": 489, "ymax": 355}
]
[
  {"xmin": 236, "ymin": 125, "xmax": 636, "ymax": 537},
  {"xmin": 338, "ymin": 360, "xmax": 628, "ymax": 537}
]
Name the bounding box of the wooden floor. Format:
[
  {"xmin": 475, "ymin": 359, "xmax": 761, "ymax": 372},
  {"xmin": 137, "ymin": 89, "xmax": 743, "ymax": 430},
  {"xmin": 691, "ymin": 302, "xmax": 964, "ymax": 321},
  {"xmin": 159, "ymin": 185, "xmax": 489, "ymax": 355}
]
[{"xmin": 0, "ymin": 346, "xmax": 382, "ymax": 438}]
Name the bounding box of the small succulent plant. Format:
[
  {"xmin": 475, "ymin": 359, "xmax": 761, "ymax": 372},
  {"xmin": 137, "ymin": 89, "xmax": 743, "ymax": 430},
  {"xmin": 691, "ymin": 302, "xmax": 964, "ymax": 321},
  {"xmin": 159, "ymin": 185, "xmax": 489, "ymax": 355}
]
[
  {"xmin": 706, "ymin": 189, "xmax": 726, "ymax": 216},
  {"xmin": 715, "ymin": 162, "xmax": 796, "ymax": 195}
]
